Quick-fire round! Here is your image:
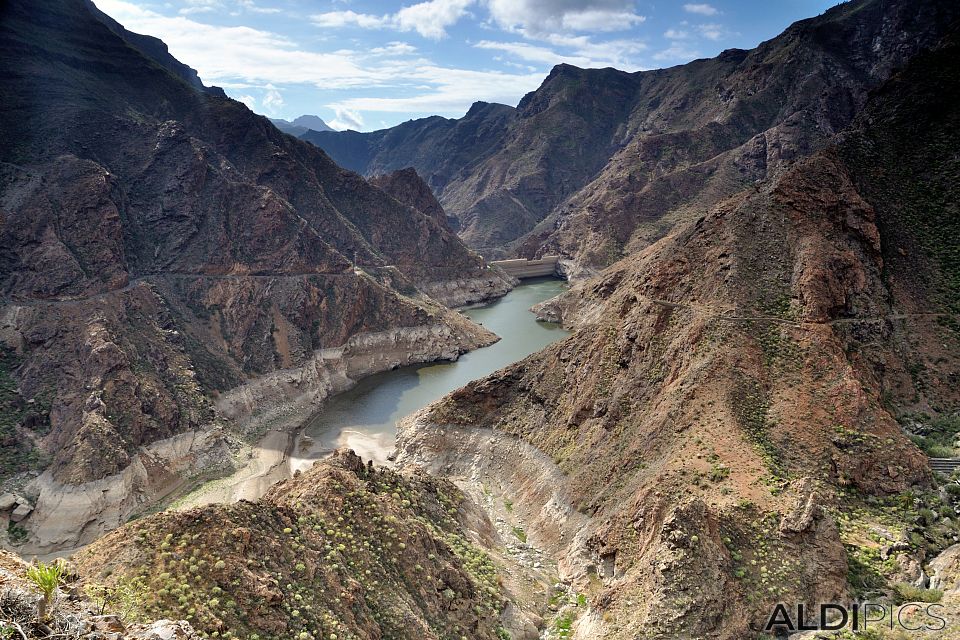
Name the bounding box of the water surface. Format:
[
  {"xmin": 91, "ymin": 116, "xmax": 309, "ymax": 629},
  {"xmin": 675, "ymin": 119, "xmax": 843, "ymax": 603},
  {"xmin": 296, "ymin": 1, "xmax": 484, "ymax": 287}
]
[{"xmin": 292, "ymin": 278, "xmax": 569, "ymax": 467}]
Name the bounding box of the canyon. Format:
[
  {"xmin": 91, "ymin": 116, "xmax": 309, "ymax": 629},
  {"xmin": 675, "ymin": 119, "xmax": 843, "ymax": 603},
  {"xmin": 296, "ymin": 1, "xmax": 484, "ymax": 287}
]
[{"xmin": 1, "ymin": 0, "xmax": 959, "ymax": 639}]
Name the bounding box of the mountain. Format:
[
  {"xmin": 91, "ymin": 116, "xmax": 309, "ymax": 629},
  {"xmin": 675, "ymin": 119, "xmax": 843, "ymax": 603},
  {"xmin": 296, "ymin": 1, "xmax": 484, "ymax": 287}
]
[
  {"xmin": 301, "ymin": 101, "xmax": 515, "ymax": 226},
  {"xmin": 395, "ymin": 21, "xmax": 960, "ymax": 639},
  {"xmin": 75, "ymin": 450, "xmax": 525, "ymax": 640},
  {"xmin": 369, "ymin": 167, "xmax": 457, "ymax": 230},
  {"xmin": 308, "ymin": 0, "xmax": 960, "ymax": 268},
  {"xmin": 0, "ymin": 0, "xmax": 510, "ymax": 552},
  {"xmin": 270, "ymin": 115, "xmax": 334, "ymax": 136}
]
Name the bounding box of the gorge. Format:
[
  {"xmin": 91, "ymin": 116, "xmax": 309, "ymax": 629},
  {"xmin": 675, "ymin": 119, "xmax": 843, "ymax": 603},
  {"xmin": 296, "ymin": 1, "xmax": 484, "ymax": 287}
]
[{"xmin": 1, "ymin": 0, "xmax": 960, "ymax": 639}]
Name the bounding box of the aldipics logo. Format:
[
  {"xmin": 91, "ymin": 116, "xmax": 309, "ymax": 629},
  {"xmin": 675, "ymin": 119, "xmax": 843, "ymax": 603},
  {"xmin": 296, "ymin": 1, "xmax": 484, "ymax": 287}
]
[{"xmin": 764, "ymin": 603, "xmax": 947, "ymax": 634}]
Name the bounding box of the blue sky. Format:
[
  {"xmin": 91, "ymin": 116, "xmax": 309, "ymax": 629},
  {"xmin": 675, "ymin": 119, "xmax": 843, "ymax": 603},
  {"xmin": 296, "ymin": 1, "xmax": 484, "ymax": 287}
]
[{"xmin": 97, "ymin": 0, "xmax": 840, "ymax": 131}]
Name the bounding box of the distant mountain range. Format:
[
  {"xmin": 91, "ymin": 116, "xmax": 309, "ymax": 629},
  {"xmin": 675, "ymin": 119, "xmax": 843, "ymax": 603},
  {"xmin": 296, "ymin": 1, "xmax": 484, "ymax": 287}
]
[
  {"xmin": 305, "ymin": 0, "xmax": 959, "ymax": 269},
  {"xmin": 270, "ymin": 114, "xmax": 333, "ymax": 136}
]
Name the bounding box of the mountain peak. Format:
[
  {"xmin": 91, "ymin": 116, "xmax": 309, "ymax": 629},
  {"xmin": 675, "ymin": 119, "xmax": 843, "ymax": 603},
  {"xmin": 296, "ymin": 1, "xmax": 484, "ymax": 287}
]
[
  {"xmin": 292, "ymin": 114, "xmax": 333, "ymax": 132},
  {"xmin": 270, "ymin": 114, "xmax": 332, "ymax": 135}
]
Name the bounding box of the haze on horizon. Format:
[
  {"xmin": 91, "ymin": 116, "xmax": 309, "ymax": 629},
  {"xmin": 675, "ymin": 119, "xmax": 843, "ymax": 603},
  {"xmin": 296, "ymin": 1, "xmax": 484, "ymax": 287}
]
[{"xmin": 95, "ymin": 0, "xmax": 839, "ymax": 132}]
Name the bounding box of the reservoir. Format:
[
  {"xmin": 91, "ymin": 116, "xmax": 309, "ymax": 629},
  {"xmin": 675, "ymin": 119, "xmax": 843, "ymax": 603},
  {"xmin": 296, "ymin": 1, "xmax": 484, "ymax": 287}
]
[{"xmin": 291, "ymin": 277, "xmax": 569, "ymax": 468}]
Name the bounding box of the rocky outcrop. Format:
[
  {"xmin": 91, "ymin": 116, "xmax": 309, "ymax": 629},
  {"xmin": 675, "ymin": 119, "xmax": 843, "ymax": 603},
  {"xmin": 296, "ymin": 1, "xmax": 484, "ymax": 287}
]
[
  {"xmin": 369, "ymin": 167, "xmax": 454, "ymax": 228},
  {"xmin": 74, "ymin": 450, "xmax": 520, "ymax": 640}
]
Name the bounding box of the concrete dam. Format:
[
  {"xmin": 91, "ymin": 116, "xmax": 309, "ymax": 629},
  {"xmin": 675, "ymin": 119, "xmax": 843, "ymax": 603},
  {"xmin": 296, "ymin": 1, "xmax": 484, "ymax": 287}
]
[{"xmin": 489, "ymin": 256, "xmax": 561, "ymax": 279}]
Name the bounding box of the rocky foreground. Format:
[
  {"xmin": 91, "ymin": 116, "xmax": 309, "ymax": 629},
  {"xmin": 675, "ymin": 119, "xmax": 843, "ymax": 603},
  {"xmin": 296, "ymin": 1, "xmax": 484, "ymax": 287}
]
[{"xmin": 73, "ymin": 449, "xmax": 546, "ymax": 640}]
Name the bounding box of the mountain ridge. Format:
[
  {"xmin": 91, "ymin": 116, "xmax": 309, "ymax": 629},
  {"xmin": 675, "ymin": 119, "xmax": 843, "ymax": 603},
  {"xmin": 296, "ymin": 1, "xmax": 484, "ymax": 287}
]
[{"xmin": 307, "ymin": 0, "xmax": 960, "ymax": 269}]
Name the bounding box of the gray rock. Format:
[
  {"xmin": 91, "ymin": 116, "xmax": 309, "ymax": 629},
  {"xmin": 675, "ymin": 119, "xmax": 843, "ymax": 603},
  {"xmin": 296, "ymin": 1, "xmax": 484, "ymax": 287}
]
[
  {"xmin": 10, "ymin": 502, "xmax": 33, "ymax": 522},
  {"xmin": 128, "ymin": 620, "xmax": 199, "ymax": 639},
  {"xmin": 0, "ymin": 493, "xmax": 17, "ymax": 510}
]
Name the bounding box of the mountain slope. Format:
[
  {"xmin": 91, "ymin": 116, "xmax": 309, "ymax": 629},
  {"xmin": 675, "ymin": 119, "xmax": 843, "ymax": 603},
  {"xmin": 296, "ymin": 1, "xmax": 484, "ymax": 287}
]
[
  {"xmin": 75, "ymin": 450, "xmax": 520, "ymax": 640},
  {"xmin": 302, "ymin": 101, "xmax": 515, "ymax": 212},
  {"xmin": 309, "ymin": 0, "xmax": 960, "ymax": 268},
  {"xmin": 395, "ymin": 24, "xmax": 960, "ymax": 639},
  {"xmin": 0, "ymin": 0, "xmax": 509, "ymax": 551}
]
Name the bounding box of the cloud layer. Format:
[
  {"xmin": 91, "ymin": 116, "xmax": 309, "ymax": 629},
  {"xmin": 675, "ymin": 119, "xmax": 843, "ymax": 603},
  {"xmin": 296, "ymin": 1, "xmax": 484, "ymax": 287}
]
[{"xmin": 95, "ymin": 0, "xmax": 743, "ymax": 130}]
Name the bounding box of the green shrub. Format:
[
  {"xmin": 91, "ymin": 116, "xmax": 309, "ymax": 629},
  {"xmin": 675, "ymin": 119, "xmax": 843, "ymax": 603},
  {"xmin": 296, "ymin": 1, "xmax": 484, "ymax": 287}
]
[
  {"xmin": 892, "ymin": 582, "xmax": 943, "ymax": 604},
  {"xmin": 27, "ymin": 560, "xmax": 65, "ymax": 620}
]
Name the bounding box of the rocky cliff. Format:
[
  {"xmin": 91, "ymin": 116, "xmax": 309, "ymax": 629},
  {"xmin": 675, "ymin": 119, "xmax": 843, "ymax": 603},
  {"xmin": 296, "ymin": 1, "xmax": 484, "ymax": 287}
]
[
  {"xmin": 310, "ymin": 0, "xmax": 960, "ymax": 271},
  {"xmin": 0, "ymin": 0, "xmax": 509, "ymax": 551},
  {"xmin": 394, "ymin": 23, "xmax": 960, "ymax": 639}
]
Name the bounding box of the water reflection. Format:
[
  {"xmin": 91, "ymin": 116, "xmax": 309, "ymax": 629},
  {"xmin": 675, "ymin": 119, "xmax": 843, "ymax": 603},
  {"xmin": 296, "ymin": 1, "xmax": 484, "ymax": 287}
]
[{"xmin": 293, "ymin": 278, "xmax": 569, "ymax": 468}]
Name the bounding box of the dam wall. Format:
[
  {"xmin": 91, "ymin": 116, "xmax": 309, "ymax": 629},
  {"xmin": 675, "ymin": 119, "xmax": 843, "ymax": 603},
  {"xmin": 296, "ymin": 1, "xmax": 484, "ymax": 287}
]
[{"xmin": 489, "ymin": 256, "xmax": 561, "ymax": 279}]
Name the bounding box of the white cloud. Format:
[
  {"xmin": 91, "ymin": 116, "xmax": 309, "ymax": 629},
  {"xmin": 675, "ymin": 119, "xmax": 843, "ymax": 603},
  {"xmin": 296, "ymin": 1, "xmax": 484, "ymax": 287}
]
[
  {"xmin": 664, "ymin": 28, "xmax": 689, "ymax": 39},
  {"xmin": 475, "ymin": 41, "xmax": 593, "ymax": 67},
  {"xmin": 236, "ymin": 0, "xmax": 281, "ymax": 14},
  {"xmin": 311, "ymin": 10, "xmax": 391, "ymax": 30},
  {"xmin": 485, "ymin": 0, "xmax": 644, "ymax": 35},
  {"xmin": 683, "ymin": 3, "xmax": 718, "ymax": 16},
  {"xmin": 236, "ymin": 94, "xmax": 257, "ymax": 109},
  {"xmin": 262, "ymin": 84, "xmax": 285, "ymax": 114},
  {"xmin": 369, "ymin": 42, "xmax": 418, "ymax": 56},
  {"xmin": 475, "ymin": 38, "xmax": 646, "ymax": 71},
  {"xmin": 95, "ymin": 0, "xmax": 546, "ymax": 127},
  {"xmin": 696, "ymin": 23, "xmax": 730, "ymax": 41},
  {"xmin": 328, "ymin": 66, "xmax": 544, "ymax": 114},
  {"xmin": 96, "ymin": 0, "xmax": 394, "ymax": 87},
  {"xmin": 653, "ymin": 44, "xmax": 700, "ymax": 62},
  {"xmin": 179, "ymin": 0, "xmax": 221, "ymax": 15},
  {"xmin": 396, "ymin": 0, "xmax": 474, "ymax": 39},
  {"xmin": 311, "ymin": 0, "xmax": 474, "ymax": 40},
  {"xmin": 329, "ymin": 106, "xmax": 365, "ymax": 130}
]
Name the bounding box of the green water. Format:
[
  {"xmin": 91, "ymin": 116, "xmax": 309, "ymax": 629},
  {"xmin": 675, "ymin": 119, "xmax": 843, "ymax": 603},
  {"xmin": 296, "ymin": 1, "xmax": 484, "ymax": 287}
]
[{"xmin": 294, "ymin": 278, "xmax": 569, "ymax": 465}]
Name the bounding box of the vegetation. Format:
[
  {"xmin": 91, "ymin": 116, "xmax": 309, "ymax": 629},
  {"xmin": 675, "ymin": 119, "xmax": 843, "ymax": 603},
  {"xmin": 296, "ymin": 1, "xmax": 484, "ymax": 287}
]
[
  {"xmin": 836, "ymin": 485, "xmax": 960, "ymax": 598},
  {"xmin": 903, "ymin": 413, "xmax": 960, "ymax": 458},
  {"xmin": 0, "ymin": 347, "xmax": 50, "ymax": 482},
  {"xmin": 78, "ymin": 458, "xmax": 507, "ymax": 640},
  {"xmin": 891, "ymin": 582, "xmax": 942, "ymax": 604},
  {"xmin": 26, "ymin": 560, "xmax": 65, "ymax": 621}
]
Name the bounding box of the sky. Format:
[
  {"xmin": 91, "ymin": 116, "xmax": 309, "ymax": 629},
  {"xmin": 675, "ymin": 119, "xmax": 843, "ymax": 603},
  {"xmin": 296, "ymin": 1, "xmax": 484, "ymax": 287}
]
[{"xmin": 95, "ymin": 0, "xmax": 841, "ymax": 132}]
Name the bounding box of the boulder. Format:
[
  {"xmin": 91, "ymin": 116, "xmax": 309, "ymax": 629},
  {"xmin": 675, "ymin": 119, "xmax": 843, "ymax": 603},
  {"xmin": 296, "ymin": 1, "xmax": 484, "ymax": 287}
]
[
  {"xmin": 128, "ymin": 620, "xmax": 199, "ymax": 639},
  {"xmin": 10, "ymin": 502, "xmax": 33, "ymax": 522}
]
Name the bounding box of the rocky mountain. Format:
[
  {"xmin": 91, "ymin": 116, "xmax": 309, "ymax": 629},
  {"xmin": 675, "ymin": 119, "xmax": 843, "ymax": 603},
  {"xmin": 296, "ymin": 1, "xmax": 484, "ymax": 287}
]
[
  {"xmin": 301, "ymin": 100, "xmax": 514, "ymax": 212},
  {"xmin": 271, "ymin": 115, "xmax": 334, "ymax": 137},
  {"xmin": 395, "ymin": 23, "xmax": 960, "ymax": 639},
  {"xmin": 369, "ymin": 167, "xmax": 457, "ymax": 230},
  {"xmin": 0, "ymin": 0, "xmax": 510, "ymax": 552},
  {"xmin": 74, "ymin": 449, "xmax": 531, "ymax": 640},
  {"xmin": 308, "ymin": 0, "xmax": 960, "ymax": 269}
]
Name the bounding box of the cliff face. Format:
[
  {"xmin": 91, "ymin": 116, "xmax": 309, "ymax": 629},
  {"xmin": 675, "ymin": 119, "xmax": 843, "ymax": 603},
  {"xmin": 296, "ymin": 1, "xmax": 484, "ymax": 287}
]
[
  {"xmin": 0, "ymin": 0, "xmax": 508, "ymax": 545},
  {"xmin": 395, "ymin": 28, "xmax": 960, "ymax": 639},
  {"xmin": 309, "ymin": 0, "xmax": 960, "ymax": 268}
]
